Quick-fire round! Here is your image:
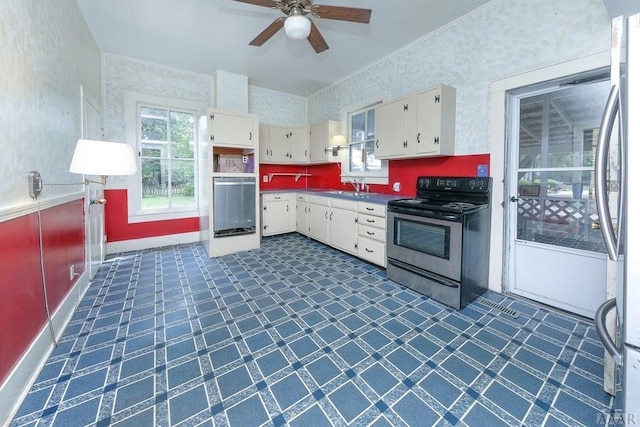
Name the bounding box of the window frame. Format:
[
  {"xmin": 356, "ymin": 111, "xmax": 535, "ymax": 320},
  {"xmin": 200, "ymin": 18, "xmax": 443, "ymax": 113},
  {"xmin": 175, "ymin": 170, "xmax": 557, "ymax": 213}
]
[
  {"xmin": 124, "ymin": 93, "xmax": 207, "ymax": 223},
  {"xmin": 340, "ymin": 98, "xmax": 388, "ymax": 185}
]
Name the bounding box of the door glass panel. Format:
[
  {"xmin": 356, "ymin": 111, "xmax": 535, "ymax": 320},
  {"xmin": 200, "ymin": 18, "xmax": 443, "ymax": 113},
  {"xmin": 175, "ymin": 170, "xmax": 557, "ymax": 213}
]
[
  {"xmin": 515, "ymin": 80, "xmax": 610, "ymax": 252},
  {"xmin": 395, "ymin": 218, "xmax": 450, "ymax": 259}
]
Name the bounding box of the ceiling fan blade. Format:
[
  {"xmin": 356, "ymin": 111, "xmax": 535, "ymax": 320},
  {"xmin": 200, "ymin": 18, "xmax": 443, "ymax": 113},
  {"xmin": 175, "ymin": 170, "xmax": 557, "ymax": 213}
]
[
  {"xmin": 233, "ymin": 0, "xmax": 277, "ymax": 8},
  {"xmin": 314, "ymin": 5, "xmax": 372, "ymax": 24},
  {"xmin": 308, "ymin": 21, "xmax": 329, "ymax": 54},
  {"xmin": 249, "ymin": 17, "xmax": 285, "ymax": 46}
]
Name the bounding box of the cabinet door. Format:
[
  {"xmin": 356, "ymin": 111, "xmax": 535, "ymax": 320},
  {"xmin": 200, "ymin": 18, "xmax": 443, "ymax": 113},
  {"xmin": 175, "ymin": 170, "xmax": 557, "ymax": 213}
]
[
  {"xmin": 308, "ymin": 203, "xmax": 329, "ymax": 243},
  {"xmin": 259, "ymin": 124, "xmax": 272, "ymax": 162},
  {"xmin": 309, "ymin": 121, "xmax": 341, "ymax": 163},
  {"xmin": 329, "ymin": 207, "xmax": 358, "ymax": 254},
  {"xmin": 309, "ymin": 123, "xmax": 327, "ymax": 163},
  {"xmin": 296, "ymin": 201, "xmax": 308, "ymax": 235},
  {"xmin": 208, "ymin": 110, "xmax": 256, "ymax": 147},
  {"xmin": 289, "ymin": 126, "xmax": 309, "ymax": 164},
  {"xmin": 268, "ymin": 126, "xmax": 291, "ymax": 163},
  {"xmin": 262, "ymin": 199, "xmax": 290, "ymax": 236},
  {"xmin": 374, "ymin": 96, "xmax": 416, "ymax": 158},
  {"xmin": 415, "ymin": 85, "xmax": 456, "ymax": 156}
]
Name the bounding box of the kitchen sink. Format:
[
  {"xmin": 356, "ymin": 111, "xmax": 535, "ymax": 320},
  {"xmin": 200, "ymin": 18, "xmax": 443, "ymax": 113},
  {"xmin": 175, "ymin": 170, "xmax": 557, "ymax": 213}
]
[{"xmin": 323, "ymin": 190, "xmax": 374, "ymax": 198}]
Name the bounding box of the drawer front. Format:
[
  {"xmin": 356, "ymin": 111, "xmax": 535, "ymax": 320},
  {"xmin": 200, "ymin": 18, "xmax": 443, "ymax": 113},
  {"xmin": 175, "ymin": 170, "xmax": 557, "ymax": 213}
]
[
  {"xmin": 296, "ymin": 193, "xmax": 308, "ymax": 202},
  {"xmin": 263, "ymin": 193, "xmax": 289, "ymax": 202},
  {"xmin": 358, "ymin": 202, "xmax": 386, "ymax": 217},
  {"xmin": 358, "ymin": 213, "xmax": 385, "ymax": 229},
  {"xmin": 330, "ymin": 198, "xmax": 358, "ymax": 211},
  {"xmin": 358, "ymin": 225, "xmax": 386, "ymax": 242},
  {"xmin": 357, "ymin": 237, "xmax": 386, "ymax": 267},
  {"xmin": 308, "ymin": 194, "xmax": 330, "ymax": 206}
]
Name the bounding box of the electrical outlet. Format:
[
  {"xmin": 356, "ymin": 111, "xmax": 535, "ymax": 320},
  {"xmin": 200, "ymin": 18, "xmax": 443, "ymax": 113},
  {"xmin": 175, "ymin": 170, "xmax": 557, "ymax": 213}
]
[
  {"xmin": 69, "ymin": 265, "xmax": 75, "ymax": 281},
  {"xmin": 263, "ymin": 175, "xmax": 269, "ymax": 183}
]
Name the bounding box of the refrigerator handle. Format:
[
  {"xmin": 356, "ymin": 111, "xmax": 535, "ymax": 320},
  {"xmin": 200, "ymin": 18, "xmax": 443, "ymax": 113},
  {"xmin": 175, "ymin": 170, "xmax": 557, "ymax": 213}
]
[
  {"xmin": 595, "ymin": 298, "xmax": 622, "ymax": 365},
  {"xmin": 594, "ymin": 84, "xmax": 620, "ymax": 261}
]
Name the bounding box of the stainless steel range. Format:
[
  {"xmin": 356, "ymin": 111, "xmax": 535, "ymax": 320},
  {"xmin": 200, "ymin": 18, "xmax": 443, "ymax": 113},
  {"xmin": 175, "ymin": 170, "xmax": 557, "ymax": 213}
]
[{"xmin": 386, "ymin": 176, "xmax": 492, "ymax": 309}]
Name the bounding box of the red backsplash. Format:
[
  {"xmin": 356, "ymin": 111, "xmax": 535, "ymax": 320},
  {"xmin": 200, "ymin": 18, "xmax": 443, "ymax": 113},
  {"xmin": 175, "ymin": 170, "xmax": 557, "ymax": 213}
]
[{"xmin": 259, "ymin": 154, "xmax": 490, "ymax": 196}]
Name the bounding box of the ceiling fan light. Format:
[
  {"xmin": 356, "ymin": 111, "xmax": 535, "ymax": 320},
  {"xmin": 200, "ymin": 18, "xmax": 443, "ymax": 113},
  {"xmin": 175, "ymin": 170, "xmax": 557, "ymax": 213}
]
[{"xmin": 284, "ymin": 14, "xmax": 311, "ymax": 40}]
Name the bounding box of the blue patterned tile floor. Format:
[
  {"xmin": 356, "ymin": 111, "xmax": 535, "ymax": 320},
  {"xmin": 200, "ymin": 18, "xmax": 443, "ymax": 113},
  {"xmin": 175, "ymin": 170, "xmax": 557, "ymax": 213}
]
[{"xmin": 11, "ymin": 234, "xmax": 614, "ymax": 426}]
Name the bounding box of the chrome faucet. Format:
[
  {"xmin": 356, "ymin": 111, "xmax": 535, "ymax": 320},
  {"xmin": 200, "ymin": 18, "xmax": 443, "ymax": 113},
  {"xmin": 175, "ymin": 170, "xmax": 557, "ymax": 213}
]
[{"xmin": 349, "ymin": 178, "xmax": 367, "ymax": 193}]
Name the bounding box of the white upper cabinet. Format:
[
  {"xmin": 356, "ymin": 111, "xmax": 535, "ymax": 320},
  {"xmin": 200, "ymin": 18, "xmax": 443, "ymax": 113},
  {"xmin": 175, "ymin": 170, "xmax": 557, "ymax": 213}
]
[
  {"xmin": 207, "ymin": 108, "xmax": 257, "ymax": 148},
  {"xmin": 309, "ymin": 120, "xmax": 343, "ymax": 164},
  {"xmin": 374, "ymin": 94, "xmax": 417, "ymax": 158},
  {"xmin": 415, "ymin": 84, "xmax": 456, "ymax": 156},
  {"xmin": 261, "ymin": 125, "xmax": 309, "ymax": 164},
  {"xmin": 375, "ymin": 84, "xmax": 456, "ymax": 159}
]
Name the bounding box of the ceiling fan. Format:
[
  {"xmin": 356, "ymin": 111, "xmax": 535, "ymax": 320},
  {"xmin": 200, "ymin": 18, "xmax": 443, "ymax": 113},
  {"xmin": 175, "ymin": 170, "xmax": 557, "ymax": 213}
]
[{"xmin": 233, "ymin": 0, "xmax": 372, "ymax": 53}]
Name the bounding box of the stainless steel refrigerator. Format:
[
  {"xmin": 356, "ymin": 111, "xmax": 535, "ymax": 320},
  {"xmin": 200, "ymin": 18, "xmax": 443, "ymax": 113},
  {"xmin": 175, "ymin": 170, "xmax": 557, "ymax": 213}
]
[{"xmin": 595, "ymin": 3, "xmax": 640, "ymax": 417}]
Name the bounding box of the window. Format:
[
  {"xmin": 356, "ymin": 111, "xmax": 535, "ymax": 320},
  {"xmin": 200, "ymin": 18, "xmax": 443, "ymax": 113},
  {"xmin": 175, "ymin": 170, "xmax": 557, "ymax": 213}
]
[
  {"xmin": 348, "ymin": 107, "xmax": 381, "ymax": 173},
  {"xmin": 138, "ymin": 105, "xmax": 196, "ymax": 211},
  {"xmin": 125, "ymin": 93, "xmax": 205, "ymax": 222}
]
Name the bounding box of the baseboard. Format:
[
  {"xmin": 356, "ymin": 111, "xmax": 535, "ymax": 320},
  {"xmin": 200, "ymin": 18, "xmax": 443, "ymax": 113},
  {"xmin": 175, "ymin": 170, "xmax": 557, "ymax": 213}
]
[
  {"xmin": 0, "ymin": 272, "xmax": 90, "ymax": 427},
  {"xmin": 105, "ymin": 231, "xmax": 200, "ymax": 254}
]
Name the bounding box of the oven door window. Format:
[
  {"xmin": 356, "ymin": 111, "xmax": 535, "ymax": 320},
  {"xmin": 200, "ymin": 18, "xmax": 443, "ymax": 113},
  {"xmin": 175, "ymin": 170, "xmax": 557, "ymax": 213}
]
[{"xmin": 394, "ymin": 218, "xmax": 451, "ymax": 259}]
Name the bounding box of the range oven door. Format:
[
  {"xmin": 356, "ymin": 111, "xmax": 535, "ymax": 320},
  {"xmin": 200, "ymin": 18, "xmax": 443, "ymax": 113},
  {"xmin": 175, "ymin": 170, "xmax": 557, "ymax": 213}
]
[{"xmin": 387, "ymin": 209, "xmax": 463, "ymax": 281}]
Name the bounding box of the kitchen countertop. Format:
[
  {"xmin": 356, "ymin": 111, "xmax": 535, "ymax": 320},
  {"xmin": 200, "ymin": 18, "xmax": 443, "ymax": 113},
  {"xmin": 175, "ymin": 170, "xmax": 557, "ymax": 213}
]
[{"xmin": 261, "ymin": 188, "xmax": 407, "ymax": 204}]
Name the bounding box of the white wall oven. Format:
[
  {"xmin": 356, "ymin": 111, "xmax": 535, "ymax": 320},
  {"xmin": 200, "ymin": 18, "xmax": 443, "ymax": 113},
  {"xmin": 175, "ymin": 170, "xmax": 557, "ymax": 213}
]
[{"xmin": 387, "ymin": 177, "xmax": 492, "ymax": 309}]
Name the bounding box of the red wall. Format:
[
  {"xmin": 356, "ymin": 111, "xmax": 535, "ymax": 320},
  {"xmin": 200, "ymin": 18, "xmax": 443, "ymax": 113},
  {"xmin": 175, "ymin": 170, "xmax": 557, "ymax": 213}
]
[
  {"xmin": 105, "ymin": 154, "xmax": 489, "ymax": 242},
  {"xmin": 104, "ymin": 189, "xmax": 200, "ymax": 242},
  {"xmin": 0, "ymin": 200, "xmax": 85, "ymax": 385},
  {"xmin": 259, "ymin": 154, "xmax": 490, "ymax": 196}
]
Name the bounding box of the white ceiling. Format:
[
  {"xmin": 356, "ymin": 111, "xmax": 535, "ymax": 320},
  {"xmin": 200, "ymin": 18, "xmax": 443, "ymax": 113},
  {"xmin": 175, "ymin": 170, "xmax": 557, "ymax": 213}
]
[{"xmin": 76, "ymin": 0, "xmax": 493, "ymax": 96}]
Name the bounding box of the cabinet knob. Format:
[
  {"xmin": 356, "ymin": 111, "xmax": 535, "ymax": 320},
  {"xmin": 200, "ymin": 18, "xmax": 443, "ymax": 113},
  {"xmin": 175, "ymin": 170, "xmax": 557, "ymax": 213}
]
[
  {"xmin": 249, "ymin": 132, "xmax": 253, "ymax": 140},
  {"xmin": 417, "ymin": 133, "xmax": 421, "ymax": 143},
  {"xmin": 210, "ymin": 135, "xmax": 215, "ymax": 141},
  {"xmin": 403, "ymin": 104, "xmax": 408, "ymax": 111},
  {"xmin": 375, "ymin": 140, "xmax": 379, "ymax": 148},
  {"xmin": 434, "ymin": 136, "xmax": 440, "ymax": 145},
  {"xmin": 209, "ymin": 113, "xmax": 214, "ymax": 120},
  {"xmin": 434, "ymin": 95, "xmax": 440, "ymax": 103}
]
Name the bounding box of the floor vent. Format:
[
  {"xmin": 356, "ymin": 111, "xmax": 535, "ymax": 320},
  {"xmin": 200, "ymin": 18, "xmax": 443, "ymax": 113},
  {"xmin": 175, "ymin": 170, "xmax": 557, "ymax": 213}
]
[{"xmin": 477, "ymin": 298, "xmax": 521, "ymax": 318}]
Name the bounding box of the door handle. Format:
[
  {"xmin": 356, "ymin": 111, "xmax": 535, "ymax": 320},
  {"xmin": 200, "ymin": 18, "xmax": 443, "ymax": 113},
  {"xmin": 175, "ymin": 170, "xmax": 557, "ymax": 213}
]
[
  {"xmin": 510, "ymin": 196, "xmax": 518, "ymax": 202},
  {"xmin": 595, "ymin": 84, "xmax": 621, "ymax": 261},
  {"xmin": 595, "ymin": 298, "xmax": 622, "ymax": 365}
]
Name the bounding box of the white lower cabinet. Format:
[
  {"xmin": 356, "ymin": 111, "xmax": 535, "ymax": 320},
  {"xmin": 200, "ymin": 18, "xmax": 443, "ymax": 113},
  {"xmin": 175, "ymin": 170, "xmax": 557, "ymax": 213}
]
[
  {"xmin": 328, "ymin": 199, "xmax": 358, "ymax": 255},
  {"xmin": 296, "ymin": 193, "xmax": 309, "ymax": 236},
  {"xmin": 264, "ymin": 192, "xmax": 388, "ymax": 267},
  {"xmin": 308, "ymin": 195, "xmax": 330, "ymax": 243},
  {"xmin": 357, "ymin": 201, "xmax": 387, "ymax": 267},
  {"xmin": 261, "ymin": 193, "xmax": 295, "ymax": 236}
]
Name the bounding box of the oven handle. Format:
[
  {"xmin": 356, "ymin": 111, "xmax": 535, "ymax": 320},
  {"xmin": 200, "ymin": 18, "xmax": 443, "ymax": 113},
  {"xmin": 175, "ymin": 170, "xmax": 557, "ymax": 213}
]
[
  {"xmin": 387, "ymin": 258, "xmax": 460, "ymax": 289},
  {"xmin": 387, "ymin": 206, "xmax": 462, "ymax": 221}
]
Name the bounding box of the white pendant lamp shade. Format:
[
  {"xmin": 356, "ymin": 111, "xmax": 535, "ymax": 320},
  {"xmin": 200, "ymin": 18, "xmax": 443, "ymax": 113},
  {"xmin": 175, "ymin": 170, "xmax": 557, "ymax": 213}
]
[
  {"xmin": 284, "ymin": 14, "xmax": 311, "ymax": 40},
  {"xmin": 69, "ymin": 139, "xmax": 137, "ymax": 177}
]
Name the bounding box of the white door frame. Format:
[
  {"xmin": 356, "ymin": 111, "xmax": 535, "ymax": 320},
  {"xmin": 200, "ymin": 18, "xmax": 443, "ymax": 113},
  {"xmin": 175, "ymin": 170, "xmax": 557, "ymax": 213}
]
[
  {"xmin": 487, "ymin": 52, "xmax": 610, "ymax": 296},
  {"xmin": 80, "ymin": 85, "xmax": 106, "ymax": 280}
]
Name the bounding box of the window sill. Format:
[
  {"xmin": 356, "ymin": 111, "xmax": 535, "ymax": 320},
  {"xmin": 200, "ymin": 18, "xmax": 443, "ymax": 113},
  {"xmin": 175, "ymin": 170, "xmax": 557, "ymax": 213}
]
[
  {"xmin": 128, "ymin": 208, "xmax": 198, "ymax": 224},
  {"xmin": 341, "ymin": 175, "xmax": 388, "ymax": 185}
]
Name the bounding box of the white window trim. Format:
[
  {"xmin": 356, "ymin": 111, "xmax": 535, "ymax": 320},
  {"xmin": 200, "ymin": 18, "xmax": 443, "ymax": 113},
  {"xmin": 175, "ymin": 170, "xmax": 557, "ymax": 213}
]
[
  {"xmin": 124, "ymin": 92, "xmax": 207, "ymax": 223},
  {"xmin": 339, "ymin": 95, "xmax": 389, "ymax": 185}
]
